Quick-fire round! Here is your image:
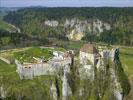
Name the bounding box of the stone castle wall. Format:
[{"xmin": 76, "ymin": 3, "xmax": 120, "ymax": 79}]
[{"xmin": 15, "ymin": 57, "xmax": 72, "ymax": 79}]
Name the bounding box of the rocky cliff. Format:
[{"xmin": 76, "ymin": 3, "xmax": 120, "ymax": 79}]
[
  {"xmin": 44, "ymin": 18, "xmax": 111, "ymax": 41},
  {"xmin": 4, "ymin": 7, "xmax": 133, "ymax": 45}
]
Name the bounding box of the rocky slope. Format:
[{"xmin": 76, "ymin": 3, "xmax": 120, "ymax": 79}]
[{"xmin": 44, "ymin": 18, "xmax": 111, "ymax": 40}]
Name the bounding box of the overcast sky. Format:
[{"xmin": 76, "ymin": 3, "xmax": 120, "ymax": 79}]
[{"xmin": 1, "ymin": 0, "xmax": 133, "ymax": 7}]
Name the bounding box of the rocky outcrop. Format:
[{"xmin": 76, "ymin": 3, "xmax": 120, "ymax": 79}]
[
  {"xmin": 44, "ymin": 20, "xmax": 59, "ymax": 27},
  {"xmin": 78, "ymin": 65, "xmax": 95, "ymax": 80},
  {"xmin": 109, "ymin": 64, "xmax": 123, "ymax": 100},
  {"xmin": 44, "ymin": 18, "xmax": 111, "ymax": 41},
  {"xmin": 0, "ymin": 85, "xmax": 6, "ymax": 99},
  {"xmin": 51, "ymin": 83, "xmax": 57, "ymax": 100},
  {"xmin": 62, "ymin": 65, "xmax": 72, "ymax": 100}
]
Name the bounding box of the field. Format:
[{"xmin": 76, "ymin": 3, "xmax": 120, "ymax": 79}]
[
  {"xmin": 14, "ymin": 47, "xmax": 65, "ymax": 63},
  {"xmin": 0, "ymin": 13, "xmax": 12, "ymax": 31},
  {"xmin": 56, "ymin": 40, "xmax": 84, "ymax": 49},
  {"xmin": 0, "ymin": 59, "xmax": 17, "ymax": 78},
  {"xmin": 0, "ymin": 47, "xmax": 31, "ymax": 60},
  {"xmin": 120, "ymin": 47, "xmax": 133, "ymax": 99},
  {"xmin": 0, "ymin": 47, "xmax": 65, "ymax": 63},
  {"xmin": 14, "ymin": 47, "xmax": 53, "ymax": 63}
]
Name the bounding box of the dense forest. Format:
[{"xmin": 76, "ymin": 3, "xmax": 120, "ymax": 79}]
[{"xmin": 3, "ymin": 7, "xmax": 133, "ymax": 46}]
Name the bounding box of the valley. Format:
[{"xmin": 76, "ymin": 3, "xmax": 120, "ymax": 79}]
[
  {"xmin": 0, "ymin": 12, "xmax": 20, "ymax": 33},
  {"xmin": 0, "ymin": 7, "xmax": 133, "ymax": 100}
]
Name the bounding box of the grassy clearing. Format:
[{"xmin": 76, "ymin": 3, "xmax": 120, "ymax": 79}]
[
  {"xmin": 120, "ymin": 47, "xmax": 133, "ymax": 77},
  {"xmin": 0, "ymin": 60, "xmax": 17, "ymax": 77},
  {"xmin": 14, "ymin": 47, "xmax": 53, "ymax": 63},
  {"xmin": 14, "ymin": 47, "xmax": 65, "ymax": 63},
  {"xmin": 0, "ymin": 47, "xmax": 31, "ymax": 60},
  {"xmin": 56, "ymin": 40, "xmax": 84, "ymax": 50},
  {"xmin": 0, "ymin": 14, "xmax": 12, "ymax": 30},
  {"xmin": 0, "ymin": 46, "xmax": 65, "ymax": 63}
]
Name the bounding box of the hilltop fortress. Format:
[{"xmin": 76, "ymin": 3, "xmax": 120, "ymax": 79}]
[
  {"xmin": 15, "ymin": 50, "xmax": 73, "ymax": 79},
  {"xmin": 15, "ymin": 43, "xmax": 119, "ymax": 80},
  {"xmin": 14, "ymin": 43, "xmax": 123, "ymax": 100}
]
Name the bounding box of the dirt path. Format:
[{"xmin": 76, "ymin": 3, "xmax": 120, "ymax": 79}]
[{"xmin": 8, "ymin": 23, "xmax": 21, "ymax": 33}]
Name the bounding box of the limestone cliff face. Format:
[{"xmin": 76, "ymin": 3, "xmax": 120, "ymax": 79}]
[
  {"xmin": 44, "ymin": 20, "xmax": 59, "ymax": 27},
  {"xmin": 44, "ymin": 18, "xmax": 111, "ymax": 41}
]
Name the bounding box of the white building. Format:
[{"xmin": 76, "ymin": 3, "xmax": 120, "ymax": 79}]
[{"xmin": 80, "ymin": 43, "xmax": 100, "ymax": 65}]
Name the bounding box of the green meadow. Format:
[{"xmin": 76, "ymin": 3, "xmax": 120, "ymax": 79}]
[
  {"xmin": 14, "ymin": 47, "xmax": 65, "ymax": 63},
  {"xmin": 0, "ymin": 13, "xmax": 12, "ymax": 30},
  {"xmin": 120, "ymin": 47, "xmax": 133, "ymax": 77}
]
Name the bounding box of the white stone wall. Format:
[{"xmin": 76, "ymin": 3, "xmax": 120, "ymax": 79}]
[
  {"xmin": 110, "ymin": 49, "xmax": 116, "ymax": 61},
  {"xmin": 62, "ymin": 65, "xmax": 72, "ymax": 100},
  {"xmin": 99, "ymin": 50, "xmax": 110, "ymax": 59},
  {"xmin": 99, "ymin": 48, "xmax": 117, "ymax": 62},
  {"xmin": 15, "ymin": 56, "xmax": 72, "ymax": 79},
  {"xmin": 80, "ymin": 51, "xmax": 95, "ymax": 65},
  {"xmin": 109, "ymin": 65, "xmax": 123, "ymax": 100},
  {"xmin": 21, "ymin": 66, "xmax": 33, "ymax": 79},
  {"xmin": 33, "ymin": 63, "xmax": 51, "ymax": 76},
  {"xmin": 78, "ymin": 64, "xmax": 94, "ymax": 80},
  {"xmin": 16, "ymin": 63, "xmax": 58, "ymax": 79}
]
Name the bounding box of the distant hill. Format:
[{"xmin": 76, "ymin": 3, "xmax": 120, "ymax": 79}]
[
  {"xmin": 3, "ymin": 7, "xmax": 133, "ymax": 45},
  {"xmin": 0, "ymin": 7, "xmax": 20, "ymax": 12}
]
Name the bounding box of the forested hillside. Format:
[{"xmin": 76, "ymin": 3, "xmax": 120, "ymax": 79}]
[
  {"xmin": 4, "ymin": 7, "xmax": 133, "ymax": 45},
  {"xmin": 0, "ymin": 29, "xmax": 49, "ymax": 49}
]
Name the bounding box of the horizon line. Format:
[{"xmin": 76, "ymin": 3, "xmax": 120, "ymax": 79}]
[{"xmin": 1, "ymin": 5, "xmax": 133, "ymax": 8}]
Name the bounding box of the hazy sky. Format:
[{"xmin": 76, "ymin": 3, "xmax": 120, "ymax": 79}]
[{"xmin": 1, "ymin": 0, "xmax": 133, "ymax": 7}]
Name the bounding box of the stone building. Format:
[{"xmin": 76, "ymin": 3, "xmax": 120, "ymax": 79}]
[
  {"xmin": 80, "ymin": 43, "xmax": 100, "ymax": 65},
  {"xmin": 15, "ymin": 51, "xmax": 73, "ymax": 79}
]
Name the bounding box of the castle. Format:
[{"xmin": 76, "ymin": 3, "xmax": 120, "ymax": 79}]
[
  {"xmin": 14, "ymin": 44, "xmax": 122, "ymax": 100},
  {"xmin": 15, "ymin": 44, "xmax": 118, "ymax": 79},
  {"xmin": 80, "ymin": 43, "xmax": 118, "ymax": 66},
  {"xmin": 15, "ymin": 51, "xmax": 73, "ymax": 79}
]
